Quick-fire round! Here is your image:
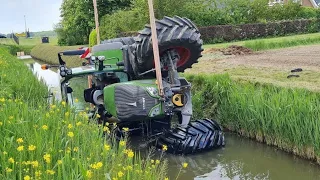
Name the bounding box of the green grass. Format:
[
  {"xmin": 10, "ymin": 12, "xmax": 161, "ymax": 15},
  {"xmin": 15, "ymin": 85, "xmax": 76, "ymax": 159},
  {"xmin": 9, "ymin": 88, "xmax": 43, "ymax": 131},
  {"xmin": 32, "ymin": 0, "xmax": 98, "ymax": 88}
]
[
  {"xmin": 0, "ymin": 46, "xmax": 171, "ymax": 180},
  {"xmin": 31, "ymin": 44, "xmax": 85, "ymax": 67},
  {"xmin": 204, "ymin": 33, "xmax": 320, "ymax": 51},
  {"xmin": 0, "ymin": 37, "xmax": 58, "ymax": 46},
  {"xmin": 188, "ymin": 73, "xmax": 320, "ymax": 162}
]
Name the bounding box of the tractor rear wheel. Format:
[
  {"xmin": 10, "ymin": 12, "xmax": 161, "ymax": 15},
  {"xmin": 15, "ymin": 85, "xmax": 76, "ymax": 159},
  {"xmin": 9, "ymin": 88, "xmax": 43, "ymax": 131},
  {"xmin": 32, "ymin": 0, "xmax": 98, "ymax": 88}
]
[
  {"xmin": 156, "ymin": 119, "xmax": 225, "ymax": 154},
  {"xmin": 134, "ymin": 16, "xmax": 203, "ymax": 76}
]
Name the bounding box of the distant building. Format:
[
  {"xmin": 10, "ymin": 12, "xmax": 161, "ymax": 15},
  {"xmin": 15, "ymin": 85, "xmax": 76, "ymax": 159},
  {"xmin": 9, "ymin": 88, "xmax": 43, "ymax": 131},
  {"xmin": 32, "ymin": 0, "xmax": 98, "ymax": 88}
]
[
  {"xmin": 268, "ymin": 0, "xmax": 320, "ymax": 8},
  {"xmin": 0, "ymin": 33, "xmax": 6, "ymax": 38}
]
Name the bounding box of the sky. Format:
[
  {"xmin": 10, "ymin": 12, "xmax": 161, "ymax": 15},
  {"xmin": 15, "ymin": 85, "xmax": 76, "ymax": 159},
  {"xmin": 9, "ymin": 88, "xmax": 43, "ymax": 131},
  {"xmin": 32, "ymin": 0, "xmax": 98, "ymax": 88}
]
[{"xmin": 0, "ymin": 0, "xmax": 63, "ymax": 34}]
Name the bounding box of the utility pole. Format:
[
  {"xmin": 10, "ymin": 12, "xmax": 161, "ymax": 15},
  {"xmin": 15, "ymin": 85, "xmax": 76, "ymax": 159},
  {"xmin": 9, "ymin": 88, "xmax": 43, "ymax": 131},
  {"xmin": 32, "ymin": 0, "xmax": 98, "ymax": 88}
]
[
  {"xmin": 93, "ymin": 0, "xmax": 100, "ymax": 45},
  {"xmin": 24, "ymin": 15, "xmax": 27, "ymax": 38},
  {"xmin": 147, "ymin": 0, "xmax": 164, "ymax": 97}
]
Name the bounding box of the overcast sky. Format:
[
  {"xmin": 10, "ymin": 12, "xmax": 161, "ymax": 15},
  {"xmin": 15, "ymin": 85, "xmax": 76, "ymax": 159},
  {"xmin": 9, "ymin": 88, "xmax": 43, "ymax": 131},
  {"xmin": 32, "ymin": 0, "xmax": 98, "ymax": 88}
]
[{"xmin": 0, "ymin": 0, "xmax": 63, "ymax": 34}]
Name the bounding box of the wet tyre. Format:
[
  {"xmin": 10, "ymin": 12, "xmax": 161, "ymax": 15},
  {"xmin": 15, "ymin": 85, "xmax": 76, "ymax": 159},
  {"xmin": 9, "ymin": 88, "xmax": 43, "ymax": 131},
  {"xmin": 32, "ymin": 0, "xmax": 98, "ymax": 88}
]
[
  {"xmin": 101, "ymin": 37, "xmax": 135, "ymax": 45},
  {"xmin": 134, "ymin": 16, "xmax": 203, "ymax": 75},
  {"xmin": 156, "ymin": 119, "xmax": 225, "ymax": 154}
]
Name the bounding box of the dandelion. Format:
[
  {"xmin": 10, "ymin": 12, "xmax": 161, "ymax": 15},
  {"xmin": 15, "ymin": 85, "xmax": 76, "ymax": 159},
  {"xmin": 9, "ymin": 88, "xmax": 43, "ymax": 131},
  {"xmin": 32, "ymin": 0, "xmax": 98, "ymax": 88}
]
[
  {"xmin": 104, "ymin": 144, "xmax": 110, "ymax": 151},
  {"xmin": 5, "ymin": 167, "xmax": 12, "ymax": 173},
  {"xmin": 165, "ymin": 177, "xmax": 169, "ymax": 180},
  {"xmin": 96, "ymin": 114, "xmax": 101, "ymax": 118},
  {"xmin": 182, "ymin": 163, "xmax": 188, "ymax": 168},
  {"xmin": 86, "ymin": 170, "xmax": 93, "ymax": 178},
  {"xmin": 8, "ymin": 157, "xmax": 14, "ymax": 163},
  {"xmin": 75, "ymin": 98, "xmax": 79, "ymax": 103},
  {"xmin": 0, "ymin": 97, "xmax": 5, "ymax": 102},
  {"xmin": 17, "ymin": 145, "xmax": 24, "ymax": 152},
  {"xmin": 0, "ymin": 122, "xmax": 3, "ymax": 126},
  {"xmin": 46, "ymin": 169, "xmax": 55, "ymax": 175},
  {"xmin": 42, "ymin": 125, "xmax": 48, "ymax": 130},
  {"xmin": 119, "ymin": 140, "xmax": 126, "ymax": 147},
  {"xmin": 127, "ymin": 149, "xmax": 134, "ymax": 158},
  {"xmin": 61, "ymin": 101, "xmax": 66, "ymax": 106},
  {"xmin": 50, "ymin": 104, "xmax": 56, "ymax": 109},
  {"xmin": 43, "ymin": 153, "xmax": 51, "ymax": 163},
  {"xmin": 65, "ymin": 112, "xmax": 70, "ymax": 117},
  {"xmin": 117, "ymin": 171, "xmax": 124, "ymax": 178},
  {"xmin": 122, "ymin": 127, "xmax": 129, "ymax": 132},
  {"xmin": 67, "ymin": 124, "xmax": 73, "ymax": 129},
  {"xmin": 67, "ymin": 132, "xmax": 74, "ymax": 138},
  {"xmin": 57, "ymin": 160, "xmax": 63, "ymax": 165},
  {"xmin": 24, "ymin": 175, "xmax": 31, "ymax": 180},
  {"xmin": 31, "ymin": 161, "xmax": 39, "ymax": 168},
  {"xmin": 28, "ymin": 145, "xmax": 36, "ymax": 151},
  {"xmin": 162, "ymin": 145, "xmax": 168, "ymax": 151},
  {"xmin": 156, "ymin": 159, "xmax": 160, "ymax": 164}
]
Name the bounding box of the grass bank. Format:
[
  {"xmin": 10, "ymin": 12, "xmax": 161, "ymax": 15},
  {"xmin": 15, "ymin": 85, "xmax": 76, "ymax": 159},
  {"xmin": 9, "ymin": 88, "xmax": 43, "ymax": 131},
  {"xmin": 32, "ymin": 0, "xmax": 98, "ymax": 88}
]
[
  {"xmin": 0, "ymin": 47, "xmax": 169, "ymax": 179},
  {"xmin": 204, "ymin": 32, "xmax": 320, "ymax": 51},
  {"xmin": 188, "ymin": 73, "xmax": 320, "ymax": 163},
  {"xmin": 31, "ymin": 44, "xmax": 84, "ymax": 67},
  {"xmin": 0, "ymin": 36, "xmax": 58, "ymax": 46}
]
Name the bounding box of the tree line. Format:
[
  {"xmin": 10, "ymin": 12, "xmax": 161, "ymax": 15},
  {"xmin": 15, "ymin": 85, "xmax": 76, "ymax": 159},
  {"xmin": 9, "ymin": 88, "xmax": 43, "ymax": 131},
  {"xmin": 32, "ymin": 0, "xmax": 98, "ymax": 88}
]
[{"xmin": 55, "ymin": 0, "xmax": 320, "ymax": 46}]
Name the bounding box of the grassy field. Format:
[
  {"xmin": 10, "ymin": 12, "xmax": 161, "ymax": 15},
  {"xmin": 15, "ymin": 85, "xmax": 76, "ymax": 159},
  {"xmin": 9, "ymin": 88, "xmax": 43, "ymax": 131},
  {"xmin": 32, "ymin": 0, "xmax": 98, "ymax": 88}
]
[
  {"xmin": 0, "ymin": 36, "xmax": 58, "ymax": 46},
  {"xmin": 204, "ymin": 33, "xmax": 320, "ymax": 51},
  {"xmin": 189, "ymin": 74, "xmax": 320, "ymax": 163},
  {"xmin": 0, "ymin": 47, "xmax": 172, "ymax": 179}
]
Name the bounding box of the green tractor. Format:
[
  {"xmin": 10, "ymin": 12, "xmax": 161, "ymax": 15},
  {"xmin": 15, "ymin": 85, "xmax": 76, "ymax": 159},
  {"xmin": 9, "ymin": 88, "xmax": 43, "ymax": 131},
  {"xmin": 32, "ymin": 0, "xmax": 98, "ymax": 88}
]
[{"xmin": 43, "ymin": 16, "xmax": 225, "ymax": 154}]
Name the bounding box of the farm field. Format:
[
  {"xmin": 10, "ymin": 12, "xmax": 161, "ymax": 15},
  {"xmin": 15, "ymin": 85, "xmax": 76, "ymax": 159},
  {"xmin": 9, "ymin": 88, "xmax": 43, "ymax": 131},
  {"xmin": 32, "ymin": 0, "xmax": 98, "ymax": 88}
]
[{"xmin": 187, "ymin": 44, "xmax": 320, "ymax": 92}]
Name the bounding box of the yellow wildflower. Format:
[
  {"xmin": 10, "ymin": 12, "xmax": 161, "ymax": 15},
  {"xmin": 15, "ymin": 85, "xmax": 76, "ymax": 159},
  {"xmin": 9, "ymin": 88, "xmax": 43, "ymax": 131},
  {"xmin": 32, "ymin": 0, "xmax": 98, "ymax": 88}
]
[
  {"xmin": 9, "ymin": 116, "xmax": 14, "ymax": 120},
  {"xmin": 156, "ymin": 159, "xmax": 160, "ymax": 164},
  {"xmin": 46, "ymin": 169, "xmax": 55, "ymax": 175},
  {"xmin": 43, "ymin": 153, "xmax": 51, "ymax": 163},
  {"xmin": 67, "ymin": 124, "xmax": 73, "ymax": 129},
  {"xmin": 118, "ymin": 171, "xmax": 124, "ymax": 178},
  {"xmin": 0, "ymin": 122, "xmax": 3, "ymax": 126},
  {"xmin": 122, "ymin": 127, "xmax": 129, "ymax": 132},
  {"xmin": 57, "ymin": 160, "xmax": 63, "ymax": 165},
  {"xmin": 0, "ymin": 97, "xmax": 4, "ymax": 102},
  {"xmin": 28, "ymin": 145, "xmax": 36, "ymax": 151},
  {"xmin": 73, "ymin": 147, "xmax": 79, "ymax": 152},
  {"xmin": 127, "ymin": 166, "xmax": 133, "ymax": 171},
  {"xmin": 104, "ymin": 144, "xmax": 110, "ymax": 151},
  {"xmin": 127, "ymin": 149, "xmax": 134, "ymax": 158},
  {"xmin": 3, "ymin": 151, "xmax": 7, "ymax": 155},
  {"xmin": 61, "ymin": 101, "xmax": 66, "ymax": 106},
  {"xmin": 31, "ymin": 161, "xmax": 39, "ymax": 168},
  {"xmin": 42, "ymin": 125, "xmax": 48, "ymax": 130},
  {"xmin": 86, "ymin": 170, "xmax": 93, "ymax": 178},
  {"xmin": 8, "ymin": 157, "xmax": 14, "ymax": 163},
  {"xmin": 103, "ymin": 126, "xmax": 109, "ymax": 132},
  {"xmin": 67, "ymin": 131, "xmax": 74, "ymax": 138},
  {"xmin": 45, "ymin": 113, "xmax": 50, "ymax": 118},
  {"xmin": 165, "ymin": 177, "xmax": 169, "ymax": 180},
  {"xmin": 5, "ymin": 167, "xmax": 12, "ymax": 173},
  {"xmin": 96, "ymin": 114, "xmax": 101, "ymax": 118},
  {"xmin": 151, "ymin": 159, "xmax": 154, "ymax": 163},
  {"xmin": 182, "ymin": 163, "xmax": 188, "ymax": 168},
  {"xmin": 75, "ymin": 98, "xmax": 79, "ymax": 103},
  {"xmin": 17, "ymin": 145, "xmax": 24, "ymax": 151},
  {"xmin": 65, "ymin": 112, "xmax": 70, "ymax": 117},
  {"xmin": 76, "ymin": 121, "xmax": 82, "ymax": 126},
  {"xmin": 50, "ymin": 104, "xmax": 56, "ymax": 109},
  {"xmin": 24, "ymin": 175, "xmax": 31, "ymax": 180},
  {"xmin": 162, "ymin": 145, "xmax": 168, "ymax": 151},
  {"xmin": 119, "ymin": 140, "xmax": 126, "ymax": 146},
  {"xmin": 35, "ymin": 171, "xmax": 42, "ymax": 177}
]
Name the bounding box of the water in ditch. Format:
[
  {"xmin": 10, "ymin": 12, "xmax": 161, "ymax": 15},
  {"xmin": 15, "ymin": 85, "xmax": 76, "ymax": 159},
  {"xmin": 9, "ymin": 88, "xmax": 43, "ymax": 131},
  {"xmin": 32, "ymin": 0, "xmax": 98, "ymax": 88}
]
[{"xmin": 26, "ymin": 60, "xmax": 320, "ymax": 180}]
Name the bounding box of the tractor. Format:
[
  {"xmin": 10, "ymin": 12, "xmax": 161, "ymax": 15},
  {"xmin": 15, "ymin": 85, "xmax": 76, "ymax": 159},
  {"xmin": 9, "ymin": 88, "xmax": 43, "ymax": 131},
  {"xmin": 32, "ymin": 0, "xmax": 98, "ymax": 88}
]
[{"xmin": 42, "ymin": 16, "xmax": 225, "ymax": 154}]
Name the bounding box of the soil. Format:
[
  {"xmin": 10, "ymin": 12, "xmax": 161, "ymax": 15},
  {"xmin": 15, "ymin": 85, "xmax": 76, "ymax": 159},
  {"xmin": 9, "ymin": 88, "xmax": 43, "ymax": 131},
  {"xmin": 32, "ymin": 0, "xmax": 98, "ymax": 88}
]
[{"xmin": 203, "ymin": 45, "xmax": 253, "ymax": 56}]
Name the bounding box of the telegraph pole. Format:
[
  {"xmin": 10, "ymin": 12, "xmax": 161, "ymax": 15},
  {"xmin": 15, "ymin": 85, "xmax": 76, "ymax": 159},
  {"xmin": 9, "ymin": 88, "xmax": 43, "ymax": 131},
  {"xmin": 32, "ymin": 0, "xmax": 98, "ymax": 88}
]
[{"xmin": 93, "ymin": 0, "xmax": 100, "ymax": 45}]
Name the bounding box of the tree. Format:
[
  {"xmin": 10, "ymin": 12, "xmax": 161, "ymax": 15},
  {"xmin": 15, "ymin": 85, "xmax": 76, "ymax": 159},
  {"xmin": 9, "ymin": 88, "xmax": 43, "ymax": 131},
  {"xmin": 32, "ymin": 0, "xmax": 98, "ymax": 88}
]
[{"xmin": 56, "ymin": 0, "xmax": 131, "ymax": 46}]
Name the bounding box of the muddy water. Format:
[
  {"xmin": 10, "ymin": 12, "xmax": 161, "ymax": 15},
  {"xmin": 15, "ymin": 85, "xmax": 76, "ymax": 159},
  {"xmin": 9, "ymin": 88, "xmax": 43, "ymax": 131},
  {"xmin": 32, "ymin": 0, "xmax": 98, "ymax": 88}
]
[{"xmin": 25, "ymin": 60, "xmax": 320, "ymax": 180}]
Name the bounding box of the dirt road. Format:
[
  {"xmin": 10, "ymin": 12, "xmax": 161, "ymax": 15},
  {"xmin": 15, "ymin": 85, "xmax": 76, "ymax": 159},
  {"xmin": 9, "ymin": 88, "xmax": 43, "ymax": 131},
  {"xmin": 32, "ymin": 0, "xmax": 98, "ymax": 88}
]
[{"xmin": 186, "ymin": 45, "xmax": 320, "ymax": 91}]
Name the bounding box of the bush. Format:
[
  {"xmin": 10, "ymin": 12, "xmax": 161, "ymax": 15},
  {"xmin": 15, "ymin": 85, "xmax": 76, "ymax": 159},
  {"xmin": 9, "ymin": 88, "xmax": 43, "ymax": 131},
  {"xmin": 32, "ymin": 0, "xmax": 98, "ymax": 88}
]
[{"xmin": 89, "ymin": 29, "xmax": 97, "ymax": 47}]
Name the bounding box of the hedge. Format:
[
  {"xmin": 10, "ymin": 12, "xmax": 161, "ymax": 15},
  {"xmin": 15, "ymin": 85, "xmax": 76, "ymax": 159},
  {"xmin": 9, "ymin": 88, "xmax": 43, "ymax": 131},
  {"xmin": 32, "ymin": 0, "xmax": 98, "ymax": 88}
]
[{"xmin": 118, "ymin": 19, "xmax": 320, "ymax": 44}]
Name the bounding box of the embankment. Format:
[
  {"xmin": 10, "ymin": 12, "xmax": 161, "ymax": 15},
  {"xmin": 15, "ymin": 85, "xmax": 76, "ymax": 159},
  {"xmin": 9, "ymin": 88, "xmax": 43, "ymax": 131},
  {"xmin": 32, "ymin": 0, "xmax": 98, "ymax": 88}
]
[
  {"xmin": 0, "ymin": 47, "xmax": 167, "ymax": 179},
  {"xmin": 31, "ymin": 44, "xmax": 84, "ymax": 67},
  {"xmin": 188, "ymin": 73, "xmax": 320, "ymax": 164}
]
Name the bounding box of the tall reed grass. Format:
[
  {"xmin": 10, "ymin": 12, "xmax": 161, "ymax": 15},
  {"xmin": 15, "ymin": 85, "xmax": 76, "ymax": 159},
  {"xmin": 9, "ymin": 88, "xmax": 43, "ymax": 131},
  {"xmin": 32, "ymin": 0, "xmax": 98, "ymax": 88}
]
[
  {"xmin": 188, "ymin": 74, "xmax": 320, "ymax": 162},
  {"xmin": 0, "ymin": 47, "xmax": 169, "ymax": 179}
]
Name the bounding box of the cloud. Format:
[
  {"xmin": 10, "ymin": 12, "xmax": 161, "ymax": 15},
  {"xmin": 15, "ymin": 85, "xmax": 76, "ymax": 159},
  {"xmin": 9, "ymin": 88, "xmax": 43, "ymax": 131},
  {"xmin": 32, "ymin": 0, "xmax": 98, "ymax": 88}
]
[{"xmin": 0, "ymin": 0, "xmax": 63, "ymax": 34}]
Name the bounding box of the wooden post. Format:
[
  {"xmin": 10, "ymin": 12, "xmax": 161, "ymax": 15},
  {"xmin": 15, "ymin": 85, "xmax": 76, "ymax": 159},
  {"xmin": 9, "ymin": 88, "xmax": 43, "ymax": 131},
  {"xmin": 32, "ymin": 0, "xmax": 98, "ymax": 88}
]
[
  {"xmin": 93, "ymin": 0, "xmax": 100, "ymax": 45},
  {"xmin": 147, "ymin": 0, "xmax": 164, "ymax": 97}
]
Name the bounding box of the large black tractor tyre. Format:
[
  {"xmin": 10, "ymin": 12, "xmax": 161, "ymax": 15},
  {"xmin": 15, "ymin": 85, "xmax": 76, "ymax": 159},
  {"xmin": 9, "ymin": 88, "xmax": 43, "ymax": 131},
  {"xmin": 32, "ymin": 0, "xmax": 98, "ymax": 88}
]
[
  {"xmin": 101, "ymin": 37, "xmax": 135, "ymax": 45},
  {"xmin": 156, "ymin": 119, "xmax": 225, "ymax": 154},
  {"xmin": 134, "ymin": 16, "xmax": 204, "ymax": 75}
]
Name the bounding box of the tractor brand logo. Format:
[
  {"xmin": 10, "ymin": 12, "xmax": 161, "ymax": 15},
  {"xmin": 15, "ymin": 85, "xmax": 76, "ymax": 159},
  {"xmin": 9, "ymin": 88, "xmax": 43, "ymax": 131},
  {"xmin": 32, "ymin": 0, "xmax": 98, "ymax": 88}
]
[
  {"xmin": 142, "ymin": 97, "xmax": 146, "ymax": 110},
  {"xmin": 126, "ymin": 102, "xmax": 137, "ymax": 107}
]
